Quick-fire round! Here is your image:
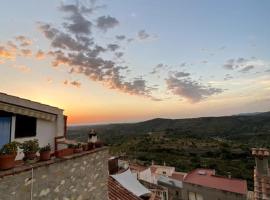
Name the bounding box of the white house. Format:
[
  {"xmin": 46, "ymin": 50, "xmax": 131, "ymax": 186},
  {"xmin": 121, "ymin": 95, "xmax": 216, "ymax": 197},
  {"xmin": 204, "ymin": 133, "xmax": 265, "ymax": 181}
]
[{"xmin": 0, "ymin": 92, "xmax": 66, "ymax": 160}]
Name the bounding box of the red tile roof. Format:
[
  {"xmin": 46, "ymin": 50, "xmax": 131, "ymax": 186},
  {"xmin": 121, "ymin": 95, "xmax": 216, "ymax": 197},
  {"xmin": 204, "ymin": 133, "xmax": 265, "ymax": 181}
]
[
  {"xmin": 184, "ymin": 169, "xmax": 247, "ymax": 195},
  {"xmin": 108, "ymin": 176, "xmax": 161, "ymax": 200},
  {"xmin": 108, "ymin": 176, "xmax": 143, "ymax": 200}
]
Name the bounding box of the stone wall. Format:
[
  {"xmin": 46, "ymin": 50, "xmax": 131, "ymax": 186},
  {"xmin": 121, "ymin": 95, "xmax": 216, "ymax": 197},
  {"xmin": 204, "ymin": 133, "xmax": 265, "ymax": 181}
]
[{"xmin": 0, "ymin": 148, "xmax": 109, "ymax": 200}]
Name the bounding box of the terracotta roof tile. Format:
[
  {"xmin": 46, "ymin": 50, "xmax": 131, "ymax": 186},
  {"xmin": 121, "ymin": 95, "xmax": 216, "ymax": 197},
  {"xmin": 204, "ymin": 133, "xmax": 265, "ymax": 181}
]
[
  {"xmin": 108, "ymin": 176, "xmax": 143, "ymax": 200},
  {"xmin": 184, "ymin": 169, "xmax": 247, "ymax": 195}
]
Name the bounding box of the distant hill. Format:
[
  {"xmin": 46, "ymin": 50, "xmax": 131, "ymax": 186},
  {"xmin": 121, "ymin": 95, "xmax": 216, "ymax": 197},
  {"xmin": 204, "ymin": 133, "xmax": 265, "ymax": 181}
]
[
  {"xmin": 67, "ymin": 111, "xmax": 270, "ymax": 146},
  {"xmin": 67, "ymin": 111, "xmax": 270, "ymax": 190}
]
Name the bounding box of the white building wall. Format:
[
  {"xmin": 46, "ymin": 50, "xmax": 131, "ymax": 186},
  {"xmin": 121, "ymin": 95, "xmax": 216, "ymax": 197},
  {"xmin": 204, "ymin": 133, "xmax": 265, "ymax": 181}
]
[
  {"xmin": 11, "ymin": 117, "xmax": 59, "ymax": 160},
  {"xmin": 139, "ymin": 168, "xmax": 156, "ymax": 183}
]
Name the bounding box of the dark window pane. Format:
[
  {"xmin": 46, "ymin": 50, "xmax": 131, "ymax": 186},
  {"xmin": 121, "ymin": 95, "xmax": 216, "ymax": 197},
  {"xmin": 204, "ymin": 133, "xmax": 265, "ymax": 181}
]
[{"xmin": 15, "ymin": 115, "xmax": 36, "ymax": 138}]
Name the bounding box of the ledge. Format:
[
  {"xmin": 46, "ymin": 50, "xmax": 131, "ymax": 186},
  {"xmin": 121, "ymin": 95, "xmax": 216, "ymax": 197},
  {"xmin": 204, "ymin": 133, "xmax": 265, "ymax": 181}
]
[{"xmin": 0, "ymin": 146, "xmax": 108, "ymax": 179}]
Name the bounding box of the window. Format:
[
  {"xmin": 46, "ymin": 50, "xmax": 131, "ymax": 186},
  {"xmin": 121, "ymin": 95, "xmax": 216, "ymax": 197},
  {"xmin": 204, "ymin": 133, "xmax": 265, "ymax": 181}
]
[
  {"xmin": 188, "ymin": 192, "xmax": 203, "ymax": 200},
  {"xmin": 163, "ymin": 171, "xmax": 166, "ymax": 175},
  {"xmin": 15, "ymin": 115, "xmax": 37, "ymax": 138}
]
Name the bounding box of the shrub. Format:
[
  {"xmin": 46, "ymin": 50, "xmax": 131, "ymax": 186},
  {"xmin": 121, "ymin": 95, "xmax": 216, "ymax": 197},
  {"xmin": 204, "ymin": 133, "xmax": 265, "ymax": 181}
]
[
  {"xmin": 20, "ymin": 139, "xmax": 39, "ymax": 153},
  {"xmin": 0, "ymin": 141, "xmax": 20, "ymax": 155},
  {"xmin": 39, "ymin": 144, "xmax": 51, "ymax": 152}
]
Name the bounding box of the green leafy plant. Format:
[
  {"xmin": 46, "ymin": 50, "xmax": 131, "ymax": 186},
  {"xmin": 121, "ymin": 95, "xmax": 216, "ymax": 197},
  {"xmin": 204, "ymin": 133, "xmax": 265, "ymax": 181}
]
[
  {"xmin": 74, "ymin": 143, "xmax": 82, "ymax": 149},
  {"xmin": 39, "ymin": 144, "xmax": 51, "ymax": 152},
  {"xmin": 68, "ymin": 144, "xmax": 75, "ymax": 148},
  {"xmin": 0, "ymin": 141, "xmax": 20, "ymax": 155},
  {"xmin": 20, "ymin": 139, "xmax": 39, "ymax": 153}
]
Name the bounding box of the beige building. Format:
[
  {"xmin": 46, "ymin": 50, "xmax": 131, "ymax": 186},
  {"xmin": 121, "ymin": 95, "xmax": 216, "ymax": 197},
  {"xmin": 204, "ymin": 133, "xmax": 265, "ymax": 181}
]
[{"xmin": 0, "ymin": 92, "xmax": 66, "ymax": 159}]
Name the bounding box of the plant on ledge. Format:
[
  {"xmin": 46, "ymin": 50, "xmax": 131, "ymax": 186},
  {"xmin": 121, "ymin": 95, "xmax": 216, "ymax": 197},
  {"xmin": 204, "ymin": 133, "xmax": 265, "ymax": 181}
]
[
  {"xmin": 20, "ymin": 139, "xmax": 39, "ymax": 161},
  {"xmin": 39, "ymin": 144, "xmax": 51, "ymax": 161},
  {"xmin": 73, "ymin": 143, "xmax": 83, "ymax": 153},
  {"xmin": 0, "ymin": 141, "xmax": 20, "ymax": 170}
]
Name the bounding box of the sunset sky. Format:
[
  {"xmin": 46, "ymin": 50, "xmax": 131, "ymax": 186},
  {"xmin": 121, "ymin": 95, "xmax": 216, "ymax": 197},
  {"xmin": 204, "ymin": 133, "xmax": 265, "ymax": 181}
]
[{"xmin": 0, "ymin": 0, "xmax": 269, "ymax": 125}]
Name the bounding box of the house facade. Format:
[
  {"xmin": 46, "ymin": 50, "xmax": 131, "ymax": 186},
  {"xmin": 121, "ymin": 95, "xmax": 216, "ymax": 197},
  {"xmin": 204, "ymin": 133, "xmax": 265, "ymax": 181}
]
[
  {"xmin": 182, "ymin": 169, "xmax": 247, "ymax": 200},
  {"xmin": 0, "ymin": 92, "xmax": 66, "ymax": 159}
]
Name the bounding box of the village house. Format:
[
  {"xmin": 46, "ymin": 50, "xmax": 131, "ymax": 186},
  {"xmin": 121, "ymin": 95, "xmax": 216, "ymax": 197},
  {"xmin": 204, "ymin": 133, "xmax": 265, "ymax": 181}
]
[
  {"xmin": 0, "ymin": 92, "xmax": 66, "ymax": 159},
  {"xmin": 183, "ymin": 168, "xmax": 247, "ymax": 200},
  {"xmin": 0, "ymin": 93, "xmax": 109, "ymax": 200},
  {"xmin": 129, "ymin": 162, "xmax": 248, "ymax": 200}
]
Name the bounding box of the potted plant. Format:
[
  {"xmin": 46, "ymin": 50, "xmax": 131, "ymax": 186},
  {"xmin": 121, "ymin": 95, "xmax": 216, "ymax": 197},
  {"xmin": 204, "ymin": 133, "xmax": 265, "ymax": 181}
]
[
  {"xmin": 73, "ymin": 143, "xmax": 83, "ymax": 153},
  {"xmin": 0, "ymin": 141, "xmax": 20, "ymax": 170},
  {"xmin": 95, "ymin": 140, "xmax": 103, "ymax": 148},
  {"xmin": 39, "ymin": 144, "xmax": 51, "ymax": 161},
  {"xmin": 88, "ymin": 142, "xmax": 94, "ymax": 150},
  {"xmin": 82, "ymin": 143, "xmax": 88, "ymax": 151},
  {"xmin": 20, "ymin": 139, "xmax": 39, "ymax": 161}
]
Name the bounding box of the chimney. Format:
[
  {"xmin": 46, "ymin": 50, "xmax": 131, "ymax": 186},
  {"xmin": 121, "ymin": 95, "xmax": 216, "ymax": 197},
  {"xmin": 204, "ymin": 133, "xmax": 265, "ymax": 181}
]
[
  {"xmin": 108, "ymin": 157, "xmax": 119, "ymax": 175},
  {"xmin": 227, "ymin": 172, "xmax": 231, "ymax": 179},
  {"xmin": 252, "ymin": 148, "xmax": 270, "ymax": 175},
  {"xmin": 151, "ymin": 160, "xmax": 154, "ymax": 166}
]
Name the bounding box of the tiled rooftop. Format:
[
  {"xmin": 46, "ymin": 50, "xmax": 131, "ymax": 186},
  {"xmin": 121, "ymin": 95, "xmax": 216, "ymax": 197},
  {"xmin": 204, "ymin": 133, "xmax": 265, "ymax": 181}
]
[
  {"xmin": 108, "ymin": 176, "xmax": 143, "ymax": 200},
  {"xmin": 184, "ymin": 168, "xmax": 247, "ymax": 195}
]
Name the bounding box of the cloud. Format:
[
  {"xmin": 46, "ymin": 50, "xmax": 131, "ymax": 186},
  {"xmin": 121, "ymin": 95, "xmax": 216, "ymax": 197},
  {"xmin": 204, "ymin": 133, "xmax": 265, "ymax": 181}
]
[
  {"xmin": 224, "ymin": 74, "xmax": 233, "ymax": 81},
  {"xmin": 223, "ymin": 59, "xmax": 235, "ymax": 70},
  {"xmin": 150, "ymin": 63, "xmax": 165, "ymax": 74},
  {"xmin": 219, "ymin": 46, "xmax": 226, "ymax": 50},
  {"xmin": 223, "ymin": 57, "xmax": 266, "ymax": 73},
  {"xmin": 60, "ymin": 3, "xmax": 93, "ymax": 35},
  {"xmin": 180, "ymin": 62, "xmax": 186, "ymax": 67},
  {"xmin": 38, "ymin": 2, "xmax": 155, "ymax": 99},
  {"xmin": 107, "ymin": 44, "xmax": 120, "ymax": 51},
  {"xmin": 166, "ymin": 72, "xmax": 223, "ymax": 102},
  {"xmin": 239, "ymin": 65, "xmax": 254, "ymax": 73},
  {"xmin": 35, "ymin": 50, "xmax": 46, "ymax": 59},
  {"xmin": 115, "ymin": 35, "xmax": 126, "ymax": 41},
  {"xmin": 11, "ymin": 64, "xmax": 31, "ymax": 73},
  {"xmin": 115, "ymin": 52, "xmax": 124, "ymax": 58},
  {"xmin": 96, "ymin": 16, "xmax": 119, "ymax": 32},
  {"xmin": 137, "ymin": 30, "xmax": 150, "ymax": 40},
  {"xmin": 20, "ymin": 49, "xmax": 32, "ymax": 57},
  {"xmin": 174, "ymin": 71, "xmax": 190, "ymax": 78},
  {"xmin": 15, "ymin": 35, "xmax": 32, "ymax": 46},
  {"xmin": 63, "ymin": 80, "xmax": 81, "ymax": 88},
  {"xmin": 0, "ymin": 46, "xmax": 15, "ymax": 59}
]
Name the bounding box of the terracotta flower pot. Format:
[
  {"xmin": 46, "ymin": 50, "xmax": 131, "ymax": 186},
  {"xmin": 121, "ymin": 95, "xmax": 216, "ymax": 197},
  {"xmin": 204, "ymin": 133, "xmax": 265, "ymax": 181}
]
[
  {"xmin": 74, "ymin": 148, "xmax": 83, "ymax": 153},
  {"xmin": 24, "ymin": 152, "xmax": 37, "ymax": 160},
  {"xmin": 95, "ymin": 141, "xmax": 103, "ymax": 148},
  {"xmin": 0, "ymin": 153, "xmax": 17, "ymax": 170},
  {"xmin": 88, "ymin": 142, "xmax": 94, "ymax": 150},
  {"xmin": 39, "ymin": 151, "xmax": 51, "ymax": 161},
  {"xmin": 56, "ymin": 148, "xmax": 74, "ymax": 158},
  {"xmin": 82, "ymin": 144, "xmax": 88, "ymax": 151}
]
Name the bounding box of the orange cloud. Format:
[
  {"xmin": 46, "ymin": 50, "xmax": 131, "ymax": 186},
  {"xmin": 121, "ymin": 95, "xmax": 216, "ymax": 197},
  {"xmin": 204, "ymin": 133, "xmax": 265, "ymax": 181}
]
[
  {"xmin": 11, "ymin": 64, "xmax": 31, "ymax": 73},
  {"xmin": 35, "ymin": 50, "xmax": 45, "ymax": 59},
  {"xmin": 0, "ymin": 46, "xmax": 15, "ymax": 59},
  {"xmin": 20, "ymin": 49, "xmax": 32, "ymax": 57},
  {"xmin": 63, "ymin": 80, "xmax": 82, "ymax": 88}
]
